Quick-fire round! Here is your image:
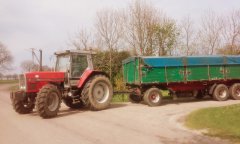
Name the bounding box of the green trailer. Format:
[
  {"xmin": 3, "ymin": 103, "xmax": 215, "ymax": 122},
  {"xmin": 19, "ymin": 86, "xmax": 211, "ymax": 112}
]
[{"xmin": 123, "ymin": 56, "xmax": 240, "ymax": 106}]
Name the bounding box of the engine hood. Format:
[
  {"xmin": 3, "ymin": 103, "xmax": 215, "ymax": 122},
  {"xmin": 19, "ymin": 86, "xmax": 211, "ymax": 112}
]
[{"xmin": 25, "ymin": 71, "xmax": 65, "ymax": 82}]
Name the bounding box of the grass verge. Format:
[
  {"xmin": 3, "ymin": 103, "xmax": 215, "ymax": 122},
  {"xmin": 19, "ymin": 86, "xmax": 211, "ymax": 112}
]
[
  {"xmin": 0, "ymin": 80, "xmax": 18, "ymax": 84},
  {"xmin": 185, "ymin": 104, "xmax": 240, "ymax": 143},
  {"xmin": 112, "ymin": 90, "xmax": 170, "ymax": 103},
  {"xmin": 9, "ymin": 85, "xmax": 19, "ymax": 91}
]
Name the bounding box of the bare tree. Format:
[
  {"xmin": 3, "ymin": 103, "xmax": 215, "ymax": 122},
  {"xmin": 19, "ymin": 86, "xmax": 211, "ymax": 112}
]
[
  {"xmin": 179, "ymin": 16, "xmax": 197, "ymax": 55},
  {"xmin": 153, "ymin": 18, "xmax": 179, "ymax": 56},
  {"xmin": 125, "ymin": 0, "xmax": 159, "ymax": 56},
  {"xmin": 0, "ymin": 42, "xmax": 13, "ymax": 71},
  {"xmin": 220, "ymin": 10, "xmax": 240, "ymax": 54},
  {"xmin": 198, "ymin": 10, "xmax": 223, "ymax": 55},
  {"xmin": 20, "ymin": 60, "xmax": 38, "ymax": 72},
  {"xmin": 95, "ymin": 9, "xmax": 124, "ymax": 79},
  {"xmin": 72, "ymin": 28, "xmax": 94, "ymax": 50}
]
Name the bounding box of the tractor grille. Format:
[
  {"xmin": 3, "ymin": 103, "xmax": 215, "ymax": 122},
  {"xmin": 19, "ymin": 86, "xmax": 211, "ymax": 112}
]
[{"xmin": 19, "ymin": 74, "xmax": 26, "ymax": 90}]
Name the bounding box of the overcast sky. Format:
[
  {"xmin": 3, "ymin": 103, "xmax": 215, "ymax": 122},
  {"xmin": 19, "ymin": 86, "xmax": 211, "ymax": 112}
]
[{"xmin": 1, "ymin": 0, "xmax": 240, "ymax": 73}]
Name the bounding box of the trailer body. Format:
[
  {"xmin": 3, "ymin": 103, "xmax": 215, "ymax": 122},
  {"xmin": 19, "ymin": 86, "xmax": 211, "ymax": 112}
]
[{"xmin": 123, "ymin": 56, "xmax": 240, "ymax": 106}]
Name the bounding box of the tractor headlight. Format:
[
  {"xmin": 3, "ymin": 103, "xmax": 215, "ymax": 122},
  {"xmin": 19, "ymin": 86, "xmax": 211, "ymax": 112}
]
[
  {"xmin": 19, "ymin": 74, "xmax": 27, "ymax": 91},
  {"xmin": 20, "ymin": 86, "xmax": 26, "ymax": 90}
]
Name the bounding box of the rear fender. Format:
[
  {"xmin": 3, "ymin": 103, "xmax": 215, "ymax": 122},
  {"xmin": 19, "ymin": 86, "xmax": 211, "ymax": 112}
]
[{"xmin": 77, "ymin": 69, "xmax": 109, "ymax": 89}]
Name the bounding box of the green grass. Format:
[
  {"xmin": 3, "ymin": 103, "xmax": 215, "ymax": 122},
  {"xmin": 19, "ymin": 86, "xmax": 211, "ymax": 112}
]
[
  {"xmin": 112, "ymin": 94, "xmax": 129, "ymax": 102},
  {"xmin": 9, "ymin": 85, "xmax": 19, "ymax": 91},
  {"xmin": 0, "ymin": 80, "xmax": 18, "ymax": 84},
  {"xmin": 111, "ymin": 90, "xmax": 170, "ymax": 103},
  {"xmin": 185, "ymin": 104, "xmax": 240, "ymax": 143},
  {"xmin": 0, "ymin": 80, "xmax": 19, "ymax": 91}
]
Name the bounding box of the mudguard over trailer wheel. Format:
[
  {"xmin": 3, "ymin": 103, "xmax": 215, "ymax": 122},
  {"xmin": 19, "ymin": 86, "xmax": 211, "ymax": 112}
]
[
  {"xmin": 213, "ymin": 84, "xmax": 229, "ymax": 101},
  {"xmin": 82, "ymin": 75, "xmax": 113, "ymax": 110},
  {"xmin": 144, "ymin": 88, "xmax": 162, "ymax": 106},
  {"xmin": 36, "ymin": 84, "xmax": 61, "ymax": 118},
  {"xmin": 229, "ymin": 83, "xmax": 240, "ymax": 100}
]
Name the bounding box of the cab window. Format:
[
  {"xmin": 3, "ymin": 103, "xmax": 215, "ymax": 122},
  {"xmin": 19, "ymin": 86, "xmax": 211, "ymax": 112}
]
[{"xmin": 71, "ymin": 55, "xmax": 88, "ymax": 77}]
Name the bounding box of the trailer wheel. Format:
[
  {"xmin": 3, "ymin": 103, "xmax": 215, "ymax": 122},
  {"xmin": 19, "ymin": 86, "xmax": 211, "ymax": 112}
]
[
  {"xmin": 36, "ymin": 84, "xmax": 61, "ymax": 118},
  {"xmin": 195, "ymin": 90, "xmax": 204, "ymax": 99},
  {"xmin": 144, "ymin": 88, "xmax": 162, "ymax": 106},
  {"xmin": 129, "ymin": 93, "xmax": 142, "ymax": 103},
  {"xmin": 213, "ymin": 84, "xmax": 229, "ymax": 101},
  {"xmin": 229, "ymin": 83, "xmax": 240, "ymax": 100},
  {"xmin": 63, "ymin": 97, "xmax": 85, "ymax": 109},
  {"xmin": 82, "ymin": 75, "xmax": 113, "ymax": 110}
]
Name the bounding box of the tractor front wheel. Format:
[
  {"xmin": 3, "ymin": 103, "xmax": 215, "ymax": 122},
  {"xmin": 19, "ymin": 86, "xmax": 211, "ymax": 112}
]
[
  {"xmin": 82, "ymin": 75, "xmax": 113, "ymax": 110},
  {"xmin": 36, "ymin": 84, "xmax": 61, "ymax": 118},
  {"xmin": 11, "ymin": 91, "xmax": 35, "ymax": 114}
]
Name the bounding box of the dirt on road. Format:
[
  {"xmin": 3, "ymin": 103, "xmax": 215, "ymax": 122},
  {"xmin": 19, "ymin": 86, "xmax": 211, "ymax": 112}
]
[{"xmin": 1, "ymin": 84, "xmax": 239, "ymax": 144}]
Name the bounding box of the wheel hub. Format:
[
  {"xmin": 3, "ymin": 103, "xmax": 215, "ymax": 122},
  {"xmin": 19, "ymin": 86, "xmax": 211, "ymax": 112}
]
[
  {"xmin": 47, "ymin": 92, "xmax": 59, "ymax": 111},
  {"xmin": 150, "ymin": 92, "xmax": 160, "ymax": 103},
  {"xmin": 219, "ymin": 90, "xmax": 227, "ymax": 98},
  {"xmin": 93, "ymin": 82, "xmax": 109, "ymax": 103}
]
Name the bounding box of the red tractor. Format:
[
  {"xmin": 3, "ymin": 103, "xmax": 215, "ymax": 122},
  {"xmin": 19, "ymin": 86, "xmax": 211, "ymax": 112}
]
[{"xmin": 10, "ymin": 50, "xmax": 113, "ymax": 118}]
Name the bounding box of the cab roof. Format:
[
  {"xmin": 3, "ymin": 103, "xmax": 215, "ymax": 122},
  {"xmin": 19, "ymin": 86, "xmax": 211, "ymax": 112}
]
[{"xmin": 54, "ymin": 49, "xmax": 96, "ymax": 55}]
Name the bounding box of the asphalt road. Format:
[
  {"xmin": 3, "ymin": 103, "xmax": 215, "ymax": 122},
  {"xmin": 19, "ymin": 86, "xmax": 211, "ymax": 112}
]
[{"xmin": 1, "ymin": 84, "xmax": 239, "ymax": 144}]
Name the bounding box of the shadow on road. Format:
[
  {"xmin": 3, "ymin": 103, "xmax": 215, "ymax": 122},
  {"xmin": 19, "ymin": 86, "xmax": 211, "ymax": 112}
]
[
  {"xmin": 162, "ymin": 97, "xmax": 214, "ymax": 105},
  {"xmin": 109, "ymin": 103, "xmax": 128, "ymax": 109},
  {"xmin": 139, "ymin": 96, "xmax": 221, "ymax": 106},
  {"xmin": 28, "ymin": 103, "xmax": 128, "ymax": 118}
]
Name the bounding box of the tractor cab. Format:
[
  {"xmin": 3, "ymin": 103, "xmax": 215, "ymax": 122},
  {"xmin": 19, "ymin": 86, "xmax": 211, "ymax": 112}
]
[{"xmin": 55, "ymin": 50, "xmax": 95, "ymax": 86}]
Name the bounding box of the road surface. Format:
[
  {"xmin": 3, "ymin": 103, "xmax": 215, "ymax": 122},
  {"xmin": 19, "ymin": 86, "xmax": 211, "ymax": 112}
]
[{"xmin": 1, "ymin": 84, "xmax": 239, "ymax": 144}]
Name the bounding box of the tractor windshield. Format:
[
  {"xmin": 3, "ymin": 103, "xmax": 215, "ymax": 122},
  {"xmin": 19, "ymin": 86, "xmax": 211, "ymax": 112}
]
[{"xmin": 55, "ymin": 55, "xmax": 70, "ymax": 72}]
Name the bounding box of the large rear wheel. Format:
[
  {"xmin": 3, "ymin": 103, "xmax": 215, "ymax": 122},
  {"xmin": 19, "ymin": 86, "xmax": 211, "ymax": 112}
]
[
  {"xmin": 36, "ymin": 84, "xmax": 61, "ymax": 118},
  {"xmin": 143, "ymin": 88, "xmax": 162, "ymax": 106},
  {"xmin": 82, "ymin": 75, "xmax": 113, "ymax": 110}
]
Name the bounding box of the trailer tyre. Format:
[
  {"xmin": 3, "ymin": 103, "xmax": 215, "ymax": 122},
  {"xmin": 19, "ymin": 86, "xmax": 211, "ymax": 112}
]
[
  {"xmin": 82, "ymin": 75, "xmax": 113, "ymax": 110},
  {"xmin": 129, "ymin": 94, "xmax": 142, "ymax": 103},
  {"xmin": 63, "ymin": 97, "xmax": 85, "ymax": 109},
  {"xmin": 229, "ymin": 83, "xmax": 240, "ymax": 100},
  {"xmin": 195, "ymin": 90, "xmax": 204, "ymax": 99},
  {"xmin": 144, "ymin": 88, "xmax": 162, "ymax": 106},
  {"xmin": 213, "ymin": 84, "xmax": 229, "ymax": 101},
  {"xmin": 36, "ymin": 84, "xmax": 61, "ymax": 118}
]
